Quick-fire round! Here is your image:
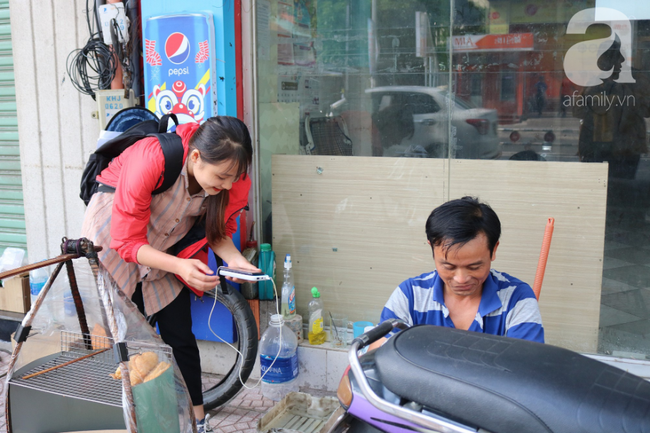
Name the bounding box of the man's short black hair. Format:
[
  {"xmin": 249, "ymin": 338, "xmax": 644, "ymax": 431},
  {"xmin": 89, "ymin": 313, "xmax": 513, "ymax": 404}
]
[{"xmin": 426, "ymin": 196, "xmax": 501, "ymax": 256}]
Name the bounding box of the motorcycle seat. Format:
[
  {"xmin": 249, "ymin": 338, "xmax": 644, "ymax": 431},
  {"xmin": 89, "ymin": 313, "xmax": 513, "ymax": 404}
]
[{"xmin": 374, "ymin": 325, "xmax": 650, "ymax": 433}]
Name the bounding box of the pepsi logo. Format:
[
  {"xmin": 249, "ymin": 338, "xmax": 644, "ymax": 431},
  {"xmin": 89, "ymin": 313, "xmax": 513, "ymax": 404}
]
[{"xmin": 165, "ymin": 32, "xmax": 190, "ymax": 65}]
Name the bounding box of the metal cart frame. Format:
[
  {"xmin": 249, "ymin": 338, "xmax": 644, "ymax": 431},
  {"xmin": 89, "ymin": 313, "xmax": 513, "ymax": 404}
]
[{"xmin": 0, "ymin": 237, "xmax": 196, "ymax": 433}]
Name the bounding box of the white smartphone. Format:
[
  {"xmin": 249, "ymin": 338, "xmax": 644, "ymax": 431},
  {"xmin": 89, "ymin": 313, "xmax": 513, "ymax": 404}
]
[{"xmin": 217, "ymin": 266, "xmax": 271, "ymax": 281}]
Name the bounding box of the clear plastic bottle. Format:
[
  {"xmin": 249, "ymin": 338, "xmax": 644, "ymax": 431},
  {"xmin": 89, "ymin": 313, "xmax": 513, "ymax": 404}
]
[
  {"xmin": 308, "ymin": 287, "xmax": 326, "ymax": 345},
  {"xmin": 281, "ymin": 254, "xmax": 296, "ymax": 319},
  {"xmin": 29, "ymin": 268, "xmax": 49, "ymax": 306},
  {"xmin": 259, "ymin": 314, "xmax": 299, "ymax": 401}
]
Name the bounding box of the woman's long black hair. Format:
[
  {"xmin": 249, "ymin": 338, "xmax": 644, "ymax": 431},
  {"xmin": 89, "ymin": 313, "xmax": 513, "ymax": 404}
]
[{"xmin": 189, "ymin": 116, "xmax": 252, "ymax": 245}]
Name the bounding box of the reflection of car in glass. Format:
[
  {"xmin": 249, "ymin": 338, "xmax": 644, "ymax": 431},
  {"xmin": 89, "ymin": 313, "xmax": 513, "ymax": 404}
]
[{"xmin": 366, "ymin": 86, "xmax": 501, "ymax": 159}]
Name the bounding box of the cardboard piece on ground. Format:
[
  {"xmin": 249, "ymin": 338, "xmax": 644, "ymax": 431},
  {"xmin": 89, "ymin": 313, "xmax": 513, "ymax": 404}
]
[{"xmin": 0, "ymin": 274, "xmax": 30, "ymax": 313}]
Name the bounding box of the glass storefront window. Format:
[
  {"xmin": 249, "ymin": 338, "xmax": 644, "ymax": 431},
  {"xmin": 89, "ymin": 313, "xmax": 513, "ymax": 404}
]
[{"xmin": 255, "ymin": 0, "xmax": 650, "ymax": 358}]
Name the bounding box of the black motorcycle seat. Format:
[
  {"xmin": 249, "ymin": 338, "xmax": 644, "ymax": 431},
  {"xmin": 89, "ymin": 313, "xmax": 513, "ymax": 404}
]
[{"xmin": 374, "ymin": 325, "xmax": 650, "ymax": 433}]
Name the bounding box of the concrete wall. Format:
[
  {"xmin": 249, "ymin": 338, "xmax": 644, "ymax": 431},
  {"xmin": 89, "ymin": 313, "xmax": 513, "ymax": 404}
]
[{"xmin": 9, "ymin": 0, "xmax": 99, "ymax": 262}]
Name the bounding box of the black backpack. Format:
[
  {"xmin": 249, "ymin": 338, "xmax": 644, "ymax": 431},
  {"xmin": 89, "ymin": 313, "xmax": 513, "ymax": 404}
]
[{"xmin": 80, "ymin": 113, "xmax": 185, "ymax": 205}]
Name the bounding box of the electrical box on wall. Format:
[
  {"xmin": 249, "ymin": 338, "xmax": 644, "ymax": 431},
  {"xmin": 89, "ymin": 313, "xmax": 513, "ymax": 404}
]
[
  {"xmin": 95, "ymin": 89, "xmax": 136, "ymax": 129},
  {"xmin": 98, "ymin": 2, "xmax": 129, "ymax": 45}
]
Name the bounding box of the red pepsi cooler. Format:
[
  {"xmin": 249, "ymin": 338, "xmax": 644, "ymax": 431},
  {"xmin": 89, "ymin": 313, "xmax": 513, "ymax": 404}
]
[{"xmin": 144, "ymin": 13, "xmax": 217, "ymax": 124}]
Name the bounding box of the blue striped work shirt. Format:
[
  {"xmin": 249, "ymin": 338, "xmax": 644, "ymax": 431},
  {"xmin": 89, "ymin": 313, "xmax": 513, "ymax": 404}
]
[{"xmin": 380, "ymin": 269, "xmax": 544, "ymax": 343}]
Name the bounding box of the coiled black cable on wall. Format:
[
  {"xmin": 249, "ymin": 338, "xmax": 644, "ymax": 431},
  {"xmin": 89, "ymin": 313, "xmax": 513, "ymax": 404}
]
[
  {"xmin": 66, "ymin": 38, "xmax": 117, "ymax": 100},
  {"xmin": 65, "ymin": 0, "xmax": 134, "ymax": 100}
]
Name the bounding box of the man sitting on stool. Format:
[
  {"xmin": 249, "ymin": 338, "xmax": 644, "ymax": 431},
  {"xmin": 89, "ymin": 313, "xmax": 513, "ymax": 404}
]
[{"xmin": 377, "ymin": 196, "xmax": 544, "ymax": 346}]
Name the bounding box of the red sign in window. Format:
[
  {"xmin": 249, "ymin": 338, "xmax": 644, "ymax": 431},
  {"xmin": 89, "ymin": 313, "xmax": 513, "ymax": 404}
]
[{"xmin": 452, "ymin": 33, "xmax": 534, "ymax": 51}]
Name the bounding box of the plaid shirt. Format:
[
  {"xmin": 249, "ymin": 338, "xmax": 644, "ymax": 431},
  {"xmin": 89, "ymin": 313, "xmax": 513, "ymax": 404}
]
[{"xmin": 82, "ymin": 165, "xmax": 207, "ymax": 314}]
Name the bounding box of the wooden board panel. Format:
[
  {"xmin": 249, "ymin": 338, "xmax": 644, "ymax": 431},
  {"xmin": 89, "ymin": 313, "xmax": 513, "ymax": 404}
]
[
  {"xmin": 272, "ymin": 155, "xmax": 447, "ymax": 323},
  {"xmin": 272, "ymin": 155, "xmax": 607, "ymax": 352}
]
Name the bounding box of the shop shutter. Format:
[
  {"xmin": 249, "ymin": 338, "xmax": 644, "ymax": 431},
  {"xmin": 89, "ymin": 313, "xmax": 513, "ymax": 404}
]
[{"xmin": 0, "ymin": 2, "xmax": 26, "ymax": 255}]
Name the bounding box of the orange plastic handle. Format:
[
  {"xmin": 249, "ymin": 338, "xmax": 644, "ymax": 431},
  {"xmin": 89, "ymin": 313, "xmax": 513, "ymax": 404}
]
[{"xmin": 532, "ymin": 218, "xmax": 554, "ymax": 300}]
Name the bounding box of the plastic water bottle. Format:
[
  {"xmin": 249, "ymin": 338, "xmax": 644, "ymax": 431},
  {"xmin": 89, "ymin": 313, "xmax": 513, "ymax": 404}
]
[
  {"xmin": 308, "ymin": 287, "xmax": 326, "ymax": 345},
  {"xmin": 281, "ymin": 254, "xmax": 296, "ymax": 319},
  {"xmin": 260, "ymin": 314, "xmax": 299, "ymax": 401},
  {"xmin": 258, "ymin": 243, "xmax": 276, "ymax": 300},
  {"xmin": 64, "ymin": 290, "xmax": 76, "ymax": 316},
  {"xmin": 29, "ymin": 268, "xmax": 49, "ymax": 306}
]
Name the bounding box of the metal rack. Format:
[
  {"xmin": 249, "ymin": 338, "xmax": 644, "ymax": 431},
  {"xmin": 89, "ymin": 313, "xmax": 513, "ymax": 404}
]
[
  {"xmin": 10, "ymin": 330, "xmax": 173, "ymax": 409},
  {"xmin": 11, "ymin": 331, "xmax": 121, "ymax": 407}
]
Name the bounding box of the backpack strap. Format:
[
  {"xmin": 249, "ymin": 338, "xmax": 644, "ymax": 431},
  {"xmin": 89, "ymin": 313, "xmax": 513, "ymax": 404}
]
[
  {"xmin": 151, "ymin": 132, "xmax": 185, "ymax": 195},
  {"xmin": 94, "ymin": 133, "xmax": 184, "ymax": 196},
  {"xmin": 158, "ymin": 113, "xmax": 179, "ymax": 133}
]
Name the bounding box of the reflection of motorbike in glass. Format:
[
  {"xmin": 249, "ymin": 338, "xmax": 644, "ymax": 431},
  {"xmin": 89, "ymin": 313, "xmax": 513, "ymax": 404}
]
[{"xmin": 323, "ymin": 319, "xmax": 650, "ymax": 433}]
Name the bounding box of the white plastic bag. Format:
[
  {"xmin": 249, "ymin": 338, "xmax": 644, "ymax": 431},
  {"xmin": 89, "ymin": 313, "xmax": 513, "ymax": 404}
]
[{"xmin": 0, "ymin": 247, "xmax": 25, "ymax": 274}]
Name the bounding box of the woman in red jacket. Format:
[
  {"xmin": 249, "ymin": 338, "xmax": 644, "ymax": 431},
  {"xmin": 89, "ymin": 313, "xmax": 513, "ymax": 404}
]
[{"xmin": 81, "ymin": 116, "xmax": 258, "ymax": 431}]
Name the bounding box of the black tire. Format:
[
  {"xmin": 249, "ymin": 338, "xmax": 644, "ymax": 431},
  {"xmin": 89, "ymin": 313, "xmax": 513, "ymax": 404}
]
[{"xmin": 201, "ymin": 284, "xmax": 258, "ymax": 410}]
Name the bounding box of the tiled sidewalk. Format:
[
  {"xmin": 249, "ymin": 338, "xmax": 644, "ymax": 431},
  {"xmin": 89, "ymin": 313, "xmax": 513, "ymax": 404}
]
[
  {"xmin": 202, "ymin": 376, "xmax": 335, "ymax": 433},
  {"xmin": 204, "ymin": 384, "xmax": 276, "ymax": 433}
]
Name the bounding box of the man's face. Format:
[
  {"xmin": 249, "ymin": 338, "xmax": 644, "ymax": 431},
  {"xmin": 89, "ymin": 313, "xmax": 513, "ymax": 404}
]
[{"xmin": 432, "ymin": 233, "xmax": 498, "ymax": 298}]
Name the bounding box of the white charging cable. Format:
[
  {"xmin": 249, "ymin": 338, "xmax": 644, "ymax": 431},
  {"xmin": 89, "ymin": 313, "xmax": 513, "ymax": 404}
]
[{"xmin": 207, "ymin": 278, "xmax": 283, "ymax": 390}]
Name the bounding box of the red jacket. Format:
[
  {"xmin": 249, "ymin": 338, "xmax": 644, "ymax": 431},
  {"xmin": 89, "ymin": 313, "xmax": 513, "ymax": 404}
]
[{"xmin": 96, "ymin": 122, "xmax": 250, "ymax": 266}]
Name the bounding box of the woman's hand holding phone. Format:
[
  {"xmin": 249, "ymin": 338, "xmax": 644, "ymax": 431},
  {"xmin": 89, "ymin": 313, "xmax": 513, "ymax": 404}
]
[
  {"xmin": 177, "ymin": 258, "xmax": 219, "ymax": 292},
  {"xmin": 219, "ymin": 256, "xmax": 262, "ymax": 284},
  {"xmin": 137, "ymin": 245, "xmax": 218, "ymax": 292},
  {"xmin": 209, "ymin": 236, "xmax": 262, "ymax": 284}
]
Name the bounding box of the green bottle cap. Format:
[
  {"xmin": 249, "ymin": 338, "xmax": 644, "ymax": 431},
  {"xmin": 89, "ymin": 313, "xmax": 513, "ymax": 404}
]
[
  {"xmin": 311, "ymin": 287, "xmax": 320, "ymax": 298},
  {"xmin": 260, "ymin": 243, "xmax": 271, "ymax": 252}
]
